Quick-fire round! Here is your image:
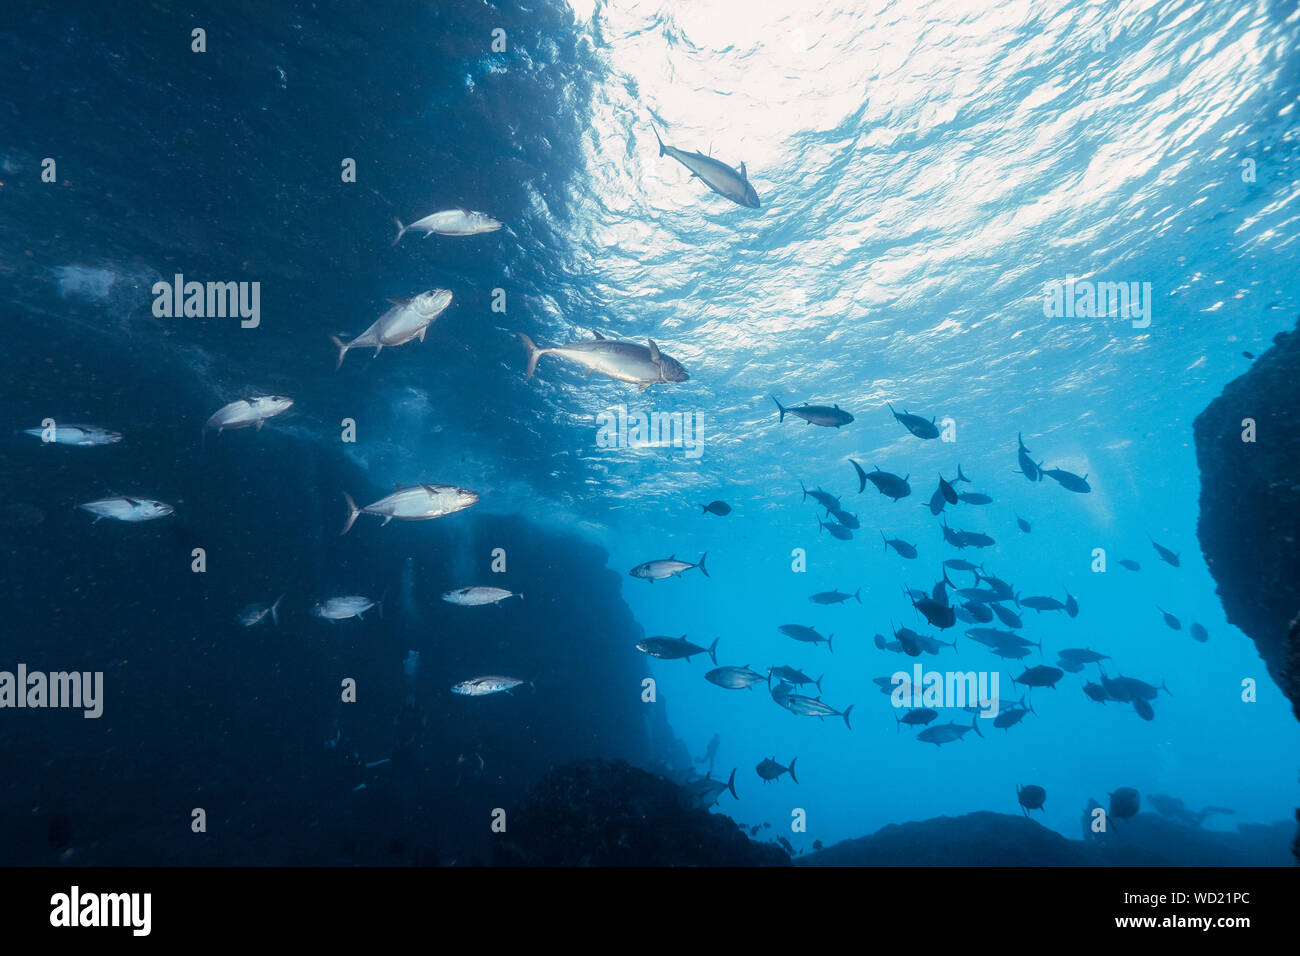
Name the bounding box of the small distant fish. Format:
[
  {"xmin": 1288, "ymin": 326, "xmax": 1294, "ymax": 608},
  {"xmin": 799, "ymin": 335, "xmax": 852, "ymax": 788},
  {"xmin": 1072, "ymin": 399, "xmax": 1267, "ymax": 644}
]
[
  {"xmin": 701, "ymin": 500, "xmax": 732, "ymax": 516},
  {"xmin": 1242, "ymin": 350, "xmax": 1254, "ymax": 359},
  {"xmin": 1041, "ymin": 467, "xmax": 1091, "ymax": 493},
  {"xmin": 755, "ymin": 757, "xmax": 799, "ymax": 783},
  {"xmin": 520, "ymin": 332, "xmax": 689, "ymax": 390},
  {"xmin": 1016, "ymin": 433, "xmax": 1043, "ymax": 482},
  {"xmin": 960, "ymin": 528, "xmax": 996, "ymax": 549},
  {"xmin": 22, "ymin": 423, "xmax": 121, "ymax": 446},
  {"xmin": 827, "ymin": 505, "xmax": 860, "ymax": 529},
  {"xmin": 881, "ymin": 532, "xmax": 918, "ymax": 559},
  {"xmin": 1189, "ymin": 622, "xmax": 1209, "ymax": 643},
  {"xmin": 771, "ymin": 396, "xmax": 854, "ymax": 428},
  {"xmin": 341, "ymin": 484, "xmax": 478, "ymax": 535},
  {"xmin": 1065, "ymin": 591, "xmax": 1079, "ymax": 619},
  {"xmin": 236, "ymin": 594, "xmax": 283, "ymax": 627},
  {"xmin": 706, "ymin": 665, "xmax": 768, "ymax": 690},
  {"xmin": 943, "ymin": 559, "xmax": 981, "ymax": 573},
  {"xmin": 652, "ymin": 126, "xmax": 760, "ymax": 208},
  {"xmin": 392, "ymin": 208, "xmax": 502, "ymax": 242},
  {"xmin": 1150, "ymin": 537, "xmax": 1180, "ymax": 567},
  {"xmin": 778, "ymin": 624, "xmax": 834, "ymax": 652},
  {"xmin": 1082, "ymin": 681, "xmax": 1112, "ymax": 704},
  {"xmin": 927, "ymin": 484, "xmax": 947, "ymax": 516},
  {"xmin": 916, "ymin": 717, "xmax": 982, "ymax": 746},
  {"xmin": 78, "ymin": 496, "xmax": 173, "ymax": 523},
  {"xmin": 817, "ymin": 516, "xmax": 853, "ymax": 541},
  {"xmin": 312, "ymin": 595, "xmax": 380, "ymax": 621},
  {"xmin": 887, "ymin": 403, "xmax": 940, "ymax": 440},
  {"xmin": 851, "ymin": 461, "xmax": 911, "ymax": 500},
  {"xmin": 442, "ymin": 587, "xmax": 522, "ymax": 607},
  {"xmin": 810, "ymin": 588, "xmax": 861, "ymax": 605},
  {"xmin": 995, "ymin": 703, "xmax": 1035, "ymax": 730},
  {"xmin": 1157, "ymin": 606, "xmax": 1181, "ymax": 630},
  {"xmin": 330, "ymin": 291, "xmax": 453, "ymax": 369},
  {"xmin": 1133, "ymin": 697, "xmax": 1155, "ymax": 720},
  {"xmin": 636, "ymin": 635, "xmax": 718, "ymax": 664},
  {"xmin": 1018, "ymin": 595, "xmax": 1067, "ymax": 612},
  {"xmin": 451, "ymin": 676, "xmax": 529, "ymax": 696},
  {"xmin": 1117, "ymin": 559, "xmax": 1141, "ymax": 571},
  {"xmin": 630, "ymin": 553, "xmax": 709, "ymax": 582},
  {"xmin": 1016, "ymin": 515, "xmax": 1032, "ymax": 533},
  {"xmin": 1017, "ymin": 784, "xmax": 1046, "ymax": 816}
]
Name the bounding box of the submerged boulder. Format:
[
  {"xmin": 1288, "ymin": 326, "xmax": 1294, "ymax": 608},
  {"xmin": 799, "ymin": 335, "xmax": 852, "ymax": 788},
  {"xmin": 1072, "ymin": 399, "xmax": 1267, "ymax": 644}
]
[
  {"xmin": 1193, "ymin": 318, "xmax": 1300, "ymax": 720},
  {"xmin": 492, "ymin": 759, "xmax": 791, "ymax": 866}
]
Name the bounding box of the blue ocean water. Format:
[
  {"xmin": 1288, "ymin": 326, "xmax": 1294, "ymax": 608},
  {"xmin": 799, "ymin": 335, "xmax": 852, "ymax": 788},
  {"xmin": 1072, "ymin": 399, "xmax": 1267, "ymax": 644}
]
[{"xmin": 1, "ymin": 0, "xmax": 1297, "ymax": 863}]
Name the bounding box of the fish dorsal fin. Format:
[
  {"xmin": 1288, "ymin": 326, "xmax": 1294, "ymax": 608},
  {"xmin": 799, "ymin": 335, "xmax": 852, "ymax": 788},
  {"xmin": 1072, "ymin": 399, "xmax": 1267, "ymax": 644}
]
[
  {"xmin": 124, "ymin": 496, "xmax": 141, "ymax": 506},
  {"xmin": 387, "ymin": 298, "xmax": 411, "ymax": 307},
  {"xmin": 740, "ymin": 161, "xmax": 748, "ymax": 179},
  {"xmin": 243, "ymin": 398, "xmax": 256, "ymax": 406},
  {"xmin": 647, "ymin": 338, "xmax": 662, "ymax": 362},
  {"xmin": 668, "ymin": 553, "xmax": 675, "ymax": 560},
  {"xmin": 395, "ymin": 483, "xmax": 406, "ymax": 490},
  {"xmin": 592, "ymin": 330, "xmax": 606, "ymax": 340}
]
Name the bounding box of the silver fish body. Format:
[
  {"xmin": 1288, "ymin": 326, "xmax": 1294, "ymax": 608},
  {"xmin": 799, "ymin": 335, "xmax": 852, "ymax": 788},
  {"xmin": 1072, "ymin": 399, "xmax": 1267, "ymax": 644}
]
[
  {"xmin": 518, "ymin": 332, "xmax": 688, "ymax": 389},
  {"xmin": 23, "ymin": 424, "xmax": 121, "ymax": 446},
  {"xmin": 341, "ymin": 484, "xmax": 478, "ymax": 535},
  {"xmin": 331, "ymin": 290, "xmax": 453, "ymax": 369},
  {"xmin": 451, "ymin": 676, "xmax": 528, "ymax": 696},
  {"xmin": 204, "ymin": 396, "xmax": 294, "ymax": 432},
  {"xmin": 393, "ymin": 209, "xmax": 502, "ymax": 242},
  {"xmin": 78, "ymin": 496, "xmax": 173, "ymax": 522},
  {"xmin": 441, "ymin": 587, "xmax": 522, "ymax": 607},
  {"xmin": 311, "ymin": 595, "xmax": 379, "ymax": 621}
]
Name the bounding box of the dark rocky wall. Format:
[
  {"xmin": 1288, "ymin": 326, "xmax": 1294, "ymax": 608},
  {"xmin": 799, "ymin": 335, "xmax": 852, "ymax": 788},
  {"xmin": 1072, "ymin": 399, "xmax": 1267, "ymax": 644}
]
[{"xmin": 1193, "ymin": 318, "xmax": 1300, "ymax": 721}]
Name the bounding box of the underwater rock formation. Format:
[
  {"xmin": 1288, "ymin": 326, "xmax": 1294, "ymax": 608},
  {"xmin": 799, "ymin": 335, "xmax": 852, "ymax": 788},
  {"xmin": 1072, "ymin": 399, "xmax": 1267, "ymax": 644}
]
[
  {"xmin": 799, "ymin": 811, "xmax": 1294, "ymax": 866},
  {"xmin": 492, "ymin": 759, "xmax": 791, "ymax": 866},
  {"xmin": 1193, "ymin": 317, "xmax": 1300, "ymax": 720}
]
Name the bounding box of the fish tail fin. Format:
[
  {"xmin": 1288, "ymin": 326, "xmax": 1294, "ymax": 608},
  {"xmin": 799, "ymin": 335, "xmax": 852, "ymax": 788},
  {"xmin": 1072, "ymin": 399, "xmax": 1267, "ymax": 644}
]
[
  {"xmin": 827, "ymin": 633, "xmax": 834, "ymax": 654},
  {"xmin": 1162, "ymin": 680, "xmax": 1172, "ymax": 697},
  {"xmin": 377, "ymin": 588, "xmax": 387, "ymax": 619},
  {"xmin": 697, "ymin": 552, "xmax": 709, "ymax": 578},
  {"xmin": 770, "ymin": 394, "xmax": 786, "ymax": 422},
  {"xmin": 725, "ymin": 768, "xmax": 738, "ymax": 801},
  {"xmin": 392, "ymin": 217, "xmax": 407, "ymax": 245},
  {"xmin": 789, "ymin": 758, "xmax": 799, "ymax": 784},
  {"xmin": 271, "ymin": 593, "xmax": 284, "ymax": 626},
  {"xmin": 850, "ymin": 458, "xmax": 867, "ymax": 493},
  {"xmin": 517, "ymin": 332, "xmax": 543, "ymax": 378},
  {"xmin": 330, "ymin": 334, "xmax": 350, "ymax": 370},
  {"xmin": 815, "ymin": 674, "xmax": 823, "ymax": 695},
  {"xmin": 972, "ymin": 714, "xmax": 984, "ymax": 738},
  {"xmin": 842, "ymin": 704, "xmax": 854, "ymax": 731},
  {"xmin": 854, "ymin": 588, "xmax": 862, "ymax": 604},
  {"xmin": 651, "ymin": 124, "xmax": 666, "ymax": 156},
  {"xmin": 881, "ymin": 530, "xmax": 888, "ymax": 551},
  {"xmin": 701, "ymin": 504, "xmax": 708, "ymax": 514},
  {"xmin": 340, "ymin": 491, "xmax": 361, "ymax": 536},
  {"xmin": 957, "ymin": 463, "xmax": 970, "ymax": 483},
  {"xmin": 707, "ymin": 637, "xmax": 719, "ymax": 666}
]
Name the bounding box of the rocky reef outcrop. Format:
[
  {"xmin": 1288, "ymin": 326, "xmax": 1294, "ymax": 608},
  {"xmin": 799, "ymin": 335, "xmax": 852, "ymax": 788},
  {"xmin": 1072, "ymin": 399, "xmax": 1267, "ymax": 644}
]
[
  {"xmin": 492, "ymin": 759, "xmax": 791, "ymax": 866},
  {"xmin": 1193, "ymin": 318, "xmax": 1300, "ymax": 720}
]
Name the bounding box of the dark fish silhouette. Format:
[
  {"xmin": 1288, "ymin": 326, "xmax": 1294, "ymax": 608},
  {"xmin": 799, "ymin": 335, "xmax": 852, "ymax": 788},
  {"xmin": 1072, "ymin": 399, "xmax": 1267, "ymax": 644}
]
[
  {"xmin": 1157, "ymin": 606, "xmax": 1181, "ymax": 630},
  {"xmin": 1016, "ymin": 515, "xmax": 1032, "ymax": 533},
  {"xmin": 1150, "ymin": 537, "xmax": 1180, "ymax": 567},
  {"xmin": 810, "ymin": 588, "xmax": 861, "ymax": 605},
  {"xmin": 817, "ymin": 516, "xmax": 853, "ymax": 541},
  {"xmin": 881, "ymin": 532, "xmax": 918, "ymax": 558},
  {"xmin": 1117, "ymin": 558, "xmax": 1141, "ymax": 571},
  {"xmin": 1016, "ymin": 433, "xmax": 1043, "ymax": 482},
  {"xmin": 701, "ymin": 500, "xmax": 731, "ymax": 516},
  {"xmin": 938, "ymin": 474, "xmax": 958, "ymax": 505},
  {"xmin": 887, "ymin": 403, "xmax": 940, "ymax": 439},
  {"xmin": 772, "ymin": 396, "xmax": 854, "ymax": 427},
  {"xmin": 1017, "ymin": 784, "xmax": 1046, "ymax": 815},
  {"xmin": 1042, "ymin": 467, "xmax": 1091, "ymax": 493},
  {"xmin": 851, "ymin": 460, "xmax": 911, "ymax": 500}
]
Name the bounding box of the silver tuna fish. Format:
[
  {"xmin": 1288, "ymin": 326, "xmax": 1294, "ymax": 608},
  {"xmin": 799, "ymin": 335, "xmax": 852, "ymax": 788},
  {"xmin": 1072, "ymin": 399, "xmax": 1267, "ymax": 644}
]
[
  {"xmin": 340, "ymin": 484, "xmax": 478, "ymax": 535},
  {"xmin": 22, "ymin": 424, "xmax": 121, "ymax": 446},
  {"xmin": 441, "ymin": 587, "xmax": 523, "ymax": 607},
  {"xmin": 392, "ymin": 209, "xmax": 502, "ymax": 243},
  {"xmin": 78, "ymin": 496, "xmax": 173, "ymax": 523},
  {"xmin": 204, "ymin": 396, "xmax": 294, "ymax": 432},
  {"xmin": 330, "ymin": 290, "xmax": 453, "ymax": 369},
  {"xmin": 518, "ymin": 331, "xmax": 689, "ymax": 390},
  {"xmin": 451, "ymin": 676, "xmax": 530, "ymax": 696}
]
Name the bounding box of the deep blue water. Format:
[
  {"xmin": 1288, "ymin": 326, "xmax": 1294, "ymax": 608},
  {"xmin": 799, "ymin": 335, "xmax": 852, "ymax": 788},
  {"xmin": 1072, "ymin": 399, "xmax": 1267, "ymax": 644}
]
[{"xmin": 2, "ymin": 0, "xmax": 1298, "ymax": 863}]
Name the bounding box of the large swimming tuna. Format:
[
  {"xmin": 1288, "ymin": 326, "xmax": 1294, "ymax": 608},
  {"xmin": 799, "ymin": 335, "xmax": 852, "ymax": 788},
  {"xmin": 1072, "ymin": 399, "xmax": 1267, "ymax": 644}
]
[
  {"xmin": 772, "ymin": 396, "xmax": 854, "ymax": 427},
  {"xmin": 705, "ymin": 665, "xmax": 768, "ymax": 689},
  {"xmin": 204, "ymin": 396, "xmax": 294, "ymax": 432},
  {"xmin": 636, "ymin": 635, "xmax": 719, "ymax": 664},
  {"xmin": 392, "ymin": 208, "xmax": 502, "ymax": 242},
  {"xmin": 341, "ymin": 484, "xmax": 478, "ymax": 535},
  {"xmin": 442, "ymin": 587, "xmax": 523, "ymax": 607},
  {"xmin": 630, "ymin": 553, "xmax": 708, "ymax": 582},
  {"xmin": 755, "ymin": 757, "xmax": 799, "ymax": 783},
  {"xmin": 236, "ymin": 594, "xmax": 283, "ymax": 628},
  {"xmin": 451, "ymin": 675, "xmax": 529, "ymax": 696},
  {"xmin": 771, "ymin": 687, "xmax": 854, "ymax": 728},
  {"xmin": 519, "ymin": 331, "xmax": 688, "ymax": 389},
  {"xmin": 311, "ymin": 595, "xmax": 380, "ymax": 621},
  {"xmin": 916, "ymin": 716, "xmax": 983, "ymax": 746},
  {"xmin": 1042, "ymin": 466, "xmax": 1091, "ymax": 493},
  {"xmin": 778, "ymin": 624, "xmax": 834, "ymax": 652},
  {"xmin": 887, "ymin": 403, "xmax": 940, "ymax": 439},
  {"xmin": 78, "ymin": 496, "xmax": 173, "ymax": 523},
  {"xmin": 680, "ymin": 769, "xmax": 739, "ymax": 809},
  {"xmin": 331, "ymin": 291, "xmax": 453, "ymax": 369},
  {"xmin": 651, "ymin": 127, "xmax": 760, "ymax": 208},
  {"xmin": 22, "ymin": 423, "xmax": 121, "ymax": 446},
  {"xmin": 851, "ymin": 460, "xmax": 911, "ymax": 500},
  {"xmin": 1016, "ymin": 433, "xmax": 1043, "ymax": 482}
]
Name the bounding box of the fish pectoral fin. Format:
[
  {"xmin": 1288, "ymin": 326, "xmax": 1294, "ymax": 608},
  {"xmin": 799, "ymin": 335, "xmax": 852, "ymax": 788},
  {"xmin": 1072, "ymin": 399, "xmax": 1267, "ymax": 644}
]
[
  {"xmin": 381, "ymin": 516, "xmax": 392, "ymax": 526},
  {"xmin": 255, "ymin": 419, "xmax": 264, "ymax": 431},
  {"xmin": 638, "ymin": 383, "xmax": 650, "ymax": 392}
]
